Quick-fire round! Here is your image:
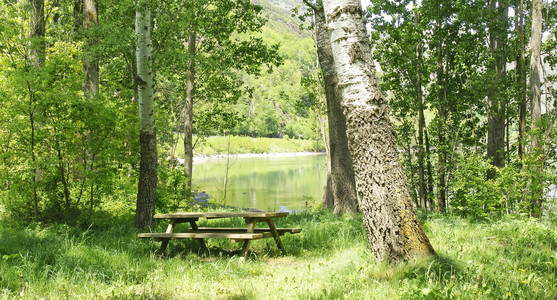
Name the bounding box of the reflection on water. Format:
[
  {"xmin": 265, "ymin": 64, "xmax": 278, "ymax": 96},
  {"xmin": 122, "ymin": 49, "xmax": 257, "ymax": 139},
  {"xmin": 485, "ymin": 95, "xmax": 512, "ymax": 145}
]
[{"xmin": 192, "ymin": 154, "xmax": 327, "ymax": 211}]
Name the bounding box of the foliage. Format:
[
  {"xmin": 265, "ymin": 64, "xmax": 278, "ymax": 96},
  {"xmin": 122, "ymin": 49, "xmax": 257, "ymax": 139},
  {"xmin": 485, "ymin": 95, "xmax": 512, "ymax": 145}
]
[{"xmin": 449, "ymin": 152, "xmax": 501, "ymax": 219}]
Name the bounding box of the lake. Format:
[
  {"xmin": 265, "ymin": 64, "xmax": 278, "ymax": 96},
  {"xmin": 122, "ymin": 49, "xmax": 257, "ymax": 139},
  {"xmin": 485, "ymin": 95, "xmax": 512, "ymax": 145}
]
[{"xmin": 192, "ymin": 154, "xmax": 328, "ymax": 211}]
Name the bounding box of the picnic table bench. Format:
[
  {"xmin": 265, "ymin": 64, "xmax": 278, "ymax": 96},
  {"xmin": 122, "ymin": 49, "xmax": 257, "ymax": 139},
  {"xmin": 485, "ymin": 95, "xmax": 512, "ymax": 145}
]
[{"xmin": 138, "ymin": 212, "xmax": 301, "ymax": 261}]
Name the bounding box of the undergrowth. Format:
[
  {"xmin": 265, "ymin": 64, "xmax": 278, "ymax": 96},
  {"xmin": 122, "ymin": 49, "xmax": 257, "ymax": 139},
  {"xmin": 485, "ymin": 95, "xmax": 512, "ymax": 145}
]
[{"xmin": 0, "ymin": 209, "xmax": 555, "ymax": 299}]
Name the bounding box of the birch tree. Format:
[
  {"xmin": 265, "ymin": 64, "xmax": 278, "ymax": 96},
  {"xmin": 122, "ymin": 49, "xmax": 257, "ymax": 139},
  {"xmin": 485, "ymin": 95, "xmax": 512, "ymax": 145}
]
[
  {"xmin": 135, "ymin": 5, "xmax": 157, "ymax": 228},
  {"xmin": 303, "ymin": 0, "xmax": 358, "ymax": 214},
  {"xmin": 322, "ymin": 0, "xmax": 435, "ymax": 260}
]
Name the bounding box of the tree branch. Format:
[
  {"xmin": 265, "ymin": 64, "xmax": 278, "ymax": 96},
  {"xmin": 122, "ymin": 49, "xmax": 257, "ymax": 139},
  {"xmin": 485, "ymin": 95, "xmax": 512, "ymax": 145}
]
[{"xmin": 302, "ymin": 0, "xmax": 319, "ymax": 12}]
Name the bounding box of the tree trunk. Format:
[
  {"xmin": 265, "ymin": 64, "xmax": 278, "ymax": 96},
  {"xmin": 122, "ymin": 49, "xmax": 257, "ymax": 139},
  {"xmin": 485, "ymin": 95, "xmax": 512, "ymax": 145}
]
[
  {"xmin": 435, "ymin": 0, "xmax": 447, "ymax": 211},
  {"xmin": 529, "ymin": 0, "xmax": 543, "ymax": 216},
  {"xmin": 517, "ymin": 0, "xmax": 527, "ymax": 163},
  {"xmin": 29, "ymin": 0, "xmax": 45, "ymax": 68},
  {"xmin": 322, "ymin": 0, "xmax": 435, "ymax": 260},
  {"xmin": 135, "ymin": 8, "xmax": 158, "ymax": 228},
  {"xmin": 314, "ymin": 1, "xmax": 358, "ymax": 214},
  {"xmin": 183, "ymin": 28, "xmax": 196, "ymax": 195},
  {"xmin": 425, "ymin": 127, "xmax": 434, "ymax": 208},
  {"xmin": 28, "ymin": 0, "xmax": 45, "ymax": 218},
  {"xmin": 487, "ymin": 0, "xmax": 508, "ymax": 175},
  {"xmin": 73, "ymin": 0, "xmax": 83, "ymax": 32},
  {"xmin": 83, "ymin": 0, "xmax": 99, "ymax": 100},
  {"xmin": 414, "ymin": 3, "xmax": 426, "ymax": 209}
]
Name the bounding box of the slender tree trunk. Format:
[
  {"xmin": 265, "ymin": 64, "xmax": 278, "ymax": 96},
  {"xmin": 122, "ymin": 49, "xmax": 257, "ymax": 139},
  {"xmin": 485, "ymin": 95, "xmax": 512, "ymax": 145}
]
[
  {"xmin": 183, "ymin": 27, "xmax": 196, "ymax": 195},
  {"xmin": 414, "ymin": 3, "xmax": 426, "ymax": 209},
  {"xmin": 28, "ymin": 0, "xmax": 45, "ymax": 218},
  {"xmin": 518, "ymin": 0, "xmax": 527, "ymax": 163},
  {"xmin": 487, "ymin": 0, "xmax": 508, "ymax": 176},
  {"xmin": 322, "ymin": 0, "xmax": 435, "ymax": 260},
  {"xmin": 530, "ymin": 0, "xmax": 543, "ymax": 217},
  {"xmin": 83, "ymin": 0, "xmax": 99, "ymax": 100},
  {"xmin": 29, "ymin": 101, "xmax": 39, "ymax": 218},
  {"xmin": 73, "ymin": 0, "xmax": 83, "ymax": 32},
  {"xmin": 29, "ymin": 0, "xmax": 45, "ymax": 67},
  {"xmin": 313, "ymin": 1, "xmax": 358, "ymax": 214},
  {"xmin": 435, "ymin": 0, "xmax": 447, "ymax": 211},
  {"xmin": 425, "ymin": 127, "xmax": 434, "ymax": 208},
  {"xmin": 135, "ymin": 8, "xmax": 158, "ymax": 228}
]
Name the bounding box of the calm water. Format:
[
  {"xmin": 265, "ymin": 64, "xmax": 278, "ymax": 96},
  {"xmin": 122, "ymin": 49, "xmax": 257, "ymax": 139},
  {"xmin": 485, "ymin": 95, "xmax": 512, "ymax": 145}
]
[{"xmin": 192, "ymin": 154, "xmax": 327, "ymax": 211}]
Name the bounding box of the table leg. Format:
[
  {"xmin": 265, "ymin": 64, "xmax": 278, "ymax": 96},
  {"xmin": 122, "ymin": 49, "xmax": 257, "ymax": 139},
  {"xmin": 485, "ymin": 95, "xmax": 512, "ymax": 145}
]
[
  {"xmin": 266, "ymin": 218, "xmax": 285, "ymax": 253},
  {"xmin": 189, "ymin": 220, "xmax": 208, "ymax": 251},
  {"xmin": 240, "ymin": 219, "xmax": 257, "ymax": 262},
  {"xmin": 158, "ymin": 222, "xmax": 175, "ymax": 255}
]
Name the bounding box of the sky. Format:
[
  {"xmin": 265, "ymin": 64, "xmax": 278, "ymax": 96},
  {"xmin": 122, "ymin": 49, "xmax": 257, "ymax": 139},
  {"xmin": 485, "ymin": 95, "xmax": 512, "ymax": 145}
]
[{"xmin": 361, "ymin": 0, "xmax": 371, "ymax": 9}]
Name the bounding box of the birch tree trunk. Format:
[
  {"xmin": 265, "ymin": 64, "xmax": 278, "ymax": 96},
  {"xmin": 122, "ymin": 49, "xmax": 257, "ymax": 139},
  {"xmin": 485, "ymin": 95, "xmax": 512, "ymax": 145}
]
[
  {"xmin": 322, "ymin": 0, "xmax": 435, "ymax": 260},
  {"xmin": 313, "ymin": 0, "xmax": 358, "ymax": 214},
  {"xmin": 529, "ymin": 0, "xmax": 543, "ymax": 216},
  {"xmin": 135, "ymin": 8, "xmax": 158, "ymax": 228}
]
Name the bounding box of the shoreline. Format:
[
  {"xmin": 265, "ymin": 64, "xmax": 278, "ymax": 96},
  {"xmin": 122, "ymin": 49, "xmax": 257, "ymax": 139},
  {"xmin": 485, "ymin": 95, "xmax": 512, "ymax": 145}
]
[{"xmin": 190, "ymin": 151, "xmax": 325, "ymax": 163}]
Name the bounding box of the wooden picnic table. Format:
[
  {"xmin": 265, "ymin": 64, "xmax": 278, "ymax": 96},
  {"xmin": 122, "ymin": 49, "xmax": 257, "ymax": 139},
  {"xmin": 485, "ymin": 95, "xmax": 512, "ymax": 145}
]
[{"xmin": 138, "ymin": 212, "xmax": 301, "ymax": 261}]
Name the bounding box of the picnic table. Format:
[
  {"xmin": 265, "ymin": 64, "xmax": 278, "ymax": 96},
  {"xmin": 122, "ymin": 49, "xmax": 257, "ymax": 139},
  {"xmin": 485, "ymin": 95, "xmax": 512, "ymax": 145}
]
[{"xmin": 138, "ymin": 212, "xmax": 301, "ymax": 261}]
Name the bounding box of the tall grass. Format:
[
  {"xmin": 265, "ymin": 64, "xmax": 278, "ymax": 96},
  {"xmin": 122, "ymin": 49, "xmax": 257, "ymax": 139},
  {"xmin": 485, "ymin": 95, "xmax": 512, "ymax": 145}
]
[{"xmin": 1, "ymin": 210, "xmax": 555, "ymax": 299}]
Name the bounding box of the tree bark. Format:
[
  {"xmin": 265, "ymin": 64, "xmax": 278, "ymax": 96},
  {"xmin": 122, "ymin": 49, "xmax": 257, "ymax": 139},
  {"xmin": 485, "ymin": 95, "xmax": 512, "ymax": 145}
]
[
  {"xmin": 487, "ymin": 0, "xmax": 508, "ymax": 175},
  {"xmin": 322, "ymin": 0, "xmax": 435, "ymax": 260},
  {"xmin": 529, "ymin": 0, "xmax": 543, "ymax": 216},
  {"xmin": 83, "ymin": 0, "xmax": 99, "ymax": 100},
  {"xmin": 135, "ymin": 8, "xmax": 158, "ymax": 228},
  {"xmin": 313, "ymin": 0, "xmax": 358, "ymax": 214}
]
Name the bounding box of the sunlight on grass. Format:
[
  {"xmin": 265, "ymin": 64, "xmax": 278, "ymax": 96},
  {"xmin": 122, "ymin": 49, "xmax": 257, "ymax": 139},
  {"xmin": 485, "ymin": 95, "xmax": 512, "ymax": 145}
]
[{"xmin": 0, "ymin": 210, "xmax": 555, "ymax": 299}]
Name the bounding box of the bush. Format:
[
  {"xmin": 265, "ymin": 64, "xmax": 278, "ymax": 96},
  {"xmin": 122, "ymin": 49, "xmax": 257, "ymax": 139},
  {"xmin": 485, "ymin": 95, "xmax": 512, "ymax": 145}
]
[{"xmin": 449, "ymin": 152, "xmax": 501, "ymax": 219}]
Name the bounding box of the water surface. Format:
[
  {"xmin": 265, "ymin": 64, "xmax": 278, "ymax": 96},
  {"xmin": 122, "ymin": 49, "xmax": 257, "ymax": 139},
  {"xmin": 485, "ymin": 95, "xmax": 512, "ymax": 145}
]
[{"xmin": 192, "ymin": 154, "xmax": 327, "ymax": 211}]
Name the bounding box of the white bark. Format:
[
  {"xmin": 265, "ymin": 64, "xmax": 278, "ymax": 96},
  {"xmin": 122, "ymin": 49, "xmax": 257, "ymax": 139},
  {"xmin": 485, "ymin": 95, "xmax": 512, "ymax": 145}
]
[
  {"xmin": 136, "ymin": 9, "xmax": 155, "ymax": 134},
  {"xmin": 322, "ymin": 0, "xmax": 434, "ymax": 260},
  {"xmin": 135, "ymin": 7, "xmax": 157, "ymax": 228}
]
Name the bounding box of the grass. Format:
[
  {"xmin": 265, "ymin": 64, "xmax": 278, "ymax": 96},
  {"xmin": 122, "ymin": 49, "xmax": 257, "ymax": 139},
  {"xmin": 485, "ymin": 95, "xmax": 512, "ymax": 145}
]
[
  {"xmin": 173, "ymin": 135, "xmax": 324, "ymax": 157},
  {"xmin": 0, "ymin": 209, "xmax": 556, "ymax": 299}
]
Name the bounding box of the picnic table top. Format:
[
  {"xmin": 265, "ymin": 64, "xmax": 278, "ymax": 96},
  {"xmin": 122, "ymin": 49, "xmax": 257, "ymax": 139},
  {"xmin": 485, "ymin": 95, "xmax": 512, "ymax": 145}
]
[{"xmin": 153, "ymin": 211, "xmax": 289, "ymax": 220}]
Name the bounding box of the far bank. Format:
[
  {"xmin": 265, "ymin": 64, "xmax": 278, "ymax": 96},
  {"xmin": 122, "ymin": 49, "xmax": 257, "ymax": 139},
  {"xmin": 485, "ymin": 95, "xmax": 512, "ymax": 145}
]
[{"xmin": 172, "ymin": 135, "xmax": 326, "ymax": 158}]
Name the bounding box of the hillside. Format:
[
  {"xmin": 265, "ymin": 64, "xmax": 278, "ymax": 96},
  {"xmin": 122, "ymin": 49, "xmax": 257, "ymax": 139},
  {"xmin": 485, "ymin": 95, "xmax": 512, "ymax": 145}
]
[{"xmin": 230, "ymin": 0, "xmax": 319, "ymax": 140}]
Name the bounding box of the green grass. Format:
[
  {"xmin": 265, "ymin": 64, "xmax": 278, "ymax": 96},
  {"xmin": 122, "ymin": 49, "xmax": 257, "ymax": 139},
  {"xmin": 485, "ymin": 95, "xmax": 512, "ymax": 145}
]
[
  {"xmin": 173, "ymin": 135, "xmax": 324, "ymax": 157},
  {"xmin": 1, "ymin": 210, "xmax": 556, "ymax": 299}
]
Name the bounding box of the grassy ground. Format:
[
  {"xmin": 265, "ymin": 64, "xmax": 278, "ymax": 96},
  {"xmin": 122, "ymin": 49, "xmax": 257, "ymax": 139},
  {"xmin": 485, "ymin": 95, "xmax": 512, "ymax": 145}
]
[
  {"xmin": 0, "ymin": 209, "xmax": 555, "ymax": 299},
  {"xmin": 174, "ymin": 135, "xmax": 324, "ymax": 157}
]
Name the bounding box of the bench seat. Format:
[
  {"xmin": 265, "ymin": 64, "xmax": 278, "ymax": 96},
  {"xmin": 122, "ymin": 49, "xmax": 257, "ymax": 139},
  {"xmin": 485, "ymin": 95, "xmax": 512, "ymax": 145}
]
[
  {"xmin": 186, "ymin": 227, "xmax": 302, "ymax": 235},
  {"xmin": 137, "ymin": 231, "xmax": 272, "ymax": 242},
  {"xmin": 138, "ymin": 227, "xmax": 301, "ymax": 243}
]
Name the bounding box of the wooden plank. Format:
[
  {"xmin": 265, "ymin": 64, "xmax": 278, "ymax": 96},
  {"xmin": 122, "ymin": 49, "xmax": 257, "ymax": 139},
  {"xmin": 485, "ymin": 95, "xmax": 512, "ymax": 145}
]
[
  {"xmin": 240, "ymin": 220, "xmax": 257, "ymax": 262},
  {"xmin": 186, "ymin": 228, "xmax": 302, "ymax": 234},
  {"xmin": 266, "ymin": 218, "xmax": 284, "ymax": 252},
  {"xmin": 153, "ymin": 212, "xmax": 289, "ymax": 220},
  {"xmin": 138, "ymin": 232, "xmax": 265, "ymax": 240}
]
